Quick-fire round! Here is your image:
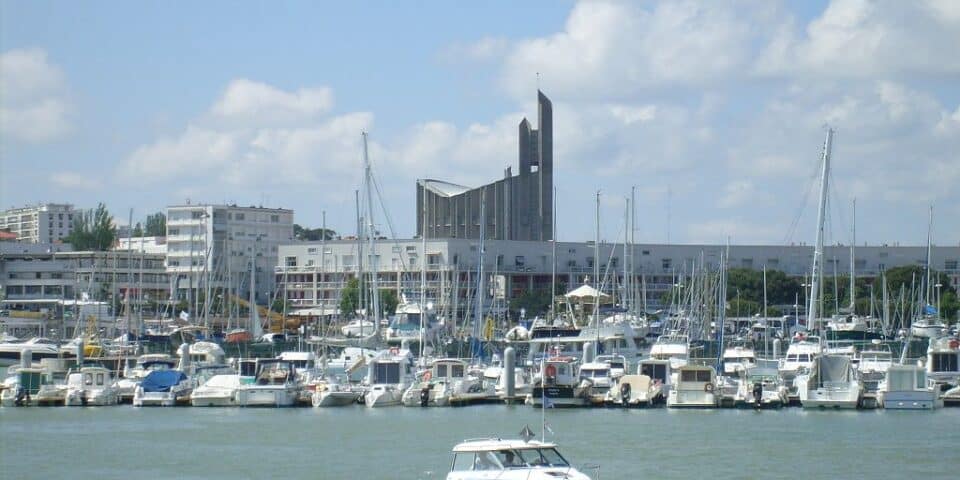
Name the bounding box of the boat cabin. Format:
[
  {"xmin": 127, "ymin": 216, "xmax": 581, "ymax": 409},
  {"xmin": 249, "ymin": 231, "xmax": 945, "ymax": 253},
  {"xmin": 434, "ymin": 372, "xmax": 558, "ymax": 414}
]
[{"xmin": 447, "ymin": 439, "xmax": 586, "ymax": 480}]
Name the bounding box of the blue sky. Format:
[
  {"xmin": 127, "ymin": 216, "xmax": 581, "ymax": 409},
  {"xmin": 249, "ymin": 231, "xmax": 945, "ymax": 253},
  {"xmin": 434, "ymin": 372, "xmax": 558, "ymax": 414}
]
[{"xmin": 2, "ymin": 0, "xmax": 959, "ymax": 246}]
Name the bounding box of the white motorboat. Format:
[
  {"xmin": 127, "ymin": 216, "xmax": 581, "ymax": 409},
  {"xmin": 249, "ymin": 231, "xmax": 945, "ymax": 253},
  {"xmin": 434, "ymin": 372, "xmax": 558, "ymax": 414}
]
[
  {"xmin": 648, "ymin": 334, "xmax": 689, "ymax": 370},
  {"xmin": 114, "ymin": 355, "xmax": 177, "ymax": 403},
  {"xmin": 446, "ymin": 438, "xmax": 592, "ymax": 480},
  {"xmin": 577, "ymin": 361, "xmax": 615, "ymax": 405},
  {"xmin": 402, "ymin": 358, "xmax": 480, "ymax": 407},
  {"xmin": 911, "ymin": 316, "xmax": 946, "ymax": 339},
  {"xmin": 133, "ymin": 369, "xmax": 192, "ymax": 407},
  {"xmin": 386, "ymin": 300, "xmax": 441, "ymax": 344},
  {"xmin": 722, "ymin": 344, "xmax": 756, "ymax": 376},
  {"xmin": 311, "ymin": 379, "xmax": 360, "ymax": 407},
  {"xmin": 0, "ymin": 337, "xmax": 64, "ymax": 367},
  {"xmin": 857, "ymin": 343, "xmax": 893, "ymax": 394},
  {"xmin": 880, "ymin": 364, "xmax": 941, "ymax": 410},
  {"xmin": 667, "ymin": 365, "xmax": 718, "ymax": 408},
  {"xmin": 235, "ymin": 359, "xmax": 300, "ymax": 407},
  {"xmin": 341, "ymin": 319, "xmax": 376, "ymax": 337},
  {"xmin": 529, "ymin": 357, "xmax": 589, "ymax": 408},
  {"xmin": 191, "ymin": 374, "xmax": 242, "ymax": 407},
  {"xmin": 323, "ymin": 347, "xmax": 377, "ymax": 384},
  {"xmin": 64, "ymin": 366, "xmax": 118, "ymax": 406},
  {"xmin": 735, "ymin": 367, "xmax": 786, "ymax": 409},
  {"xmin": 363, "ymin": 348, "xmax": 415, "ymax": 407},
  {"xmin": 796, "ymin": 354, "xmax": 862, "ymax": 409},
  {"xmin": 926, "ymin": 336, "xmax": 960, "ymax": 385},
  {"xmin": 778, "ymin": 334, "xmax": 822, "ymax": 403}
]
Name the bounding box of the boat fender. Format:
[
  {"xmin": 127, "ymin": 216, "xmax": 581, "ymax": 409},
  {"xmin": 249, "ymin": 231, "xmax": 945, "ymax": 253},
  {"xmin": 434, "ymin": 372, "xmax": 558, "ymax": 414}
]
[
  {"xmin": 422, "ymin": 371, "xmax": 432, "ymax": 382},
  {"xmin": 949, "ymin": 339, "xmax": 959, "ymax": 350},
  {"xmin": 545, "ymin": 365, "xmax": 557, "ymax": 378},
  {"xmin": 704, "ymin": 383, "xmax": 715, "ymax": 393},
  {"xmin": 620, "ymin": 382, "xmax": 631, "ymax": 403}
]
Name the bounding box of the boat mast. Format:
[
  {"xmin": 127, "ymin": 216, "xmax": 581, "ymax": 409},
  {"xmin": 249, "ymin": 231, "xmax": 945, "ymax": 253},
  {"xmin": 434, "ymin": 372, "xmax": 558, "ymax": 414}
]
[
  {"xmin": 808, "ymin": 127, "xmax": 833, "ymax": 335},
  {"xmin": 362, "ymin": 132, "xmax": 381, "ymax": 335},
  {"xmin": 420, "ymin": 180, "xmax": 427, "ymax": 360},
  {"xmin": 473, "ymin": 189, "xmax": 486, "ymax": 345},
  {"xmin": 849, "ymin": 198, "xmax": 856, "ymax": 312},
  {"xmin": 594, "ymin": 190, "xmax": 600, "ymax": 328},
  {"xmin": 924, "ymin": 205, "xmax": 933, "ymax": 307},
  {"xmin": 551, "ymin": 186, "xmax": 557, "ymax": 321},
  {"xmin": 623, "ymin": 197, "xmax": 629, "ymax": 313}
]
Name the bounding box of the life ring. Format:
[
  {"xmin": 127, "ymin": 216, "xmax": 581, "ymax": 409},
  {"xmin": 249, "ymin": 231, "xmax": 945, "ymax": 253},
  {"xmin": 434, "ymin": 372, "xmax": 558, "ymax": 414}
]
[
  {"xmin": 704, "ymin": 383, "xmax": 715, "ymax": 392},
  {"xmin": 422, "ymin": 371, "xmax": 432, "ymax": 382},
  {"xmin": 390, "ymin": 347, "xmax": 399, "ymax": 355},
  {"xmin": 949, "ymin": 339, "xmax": 959, "ymax": 350},
  {"xmin": 545, "ymin": 365, "xmax": 557, "ymax": 377}
]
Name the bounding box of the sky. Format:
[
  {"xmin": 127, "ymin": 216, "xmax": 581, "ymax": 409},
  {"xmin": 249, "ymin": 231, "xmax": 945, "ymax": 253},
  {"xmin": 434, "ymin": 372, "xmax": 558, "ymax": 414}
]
[{"xmin": 2, "ymin": 0, "xmax": 959, "ymax": 247}]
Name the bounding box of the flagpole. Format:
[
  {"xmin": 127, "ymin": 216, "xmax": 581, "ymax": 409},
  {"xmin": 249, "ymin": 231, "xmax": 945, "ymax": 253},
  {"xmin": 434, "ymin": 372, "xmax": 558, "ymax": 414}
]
[{"xmin": 541, "ymin": 352, "xmax": 546, "ymax": 440}]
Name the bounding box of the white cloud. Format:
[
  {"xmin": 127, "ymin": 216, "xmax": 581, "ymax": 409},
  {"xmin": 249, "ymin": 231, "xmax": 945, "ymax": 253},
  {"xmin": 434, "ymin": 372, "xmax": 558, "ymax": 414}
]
[
  {"xmin": 211, "ymin": 79, "xmax": 333, "ymax": 122},
  {"xmin": 755, "ymin": 0, "xmax": 960, "ymax": 77},
  {"xmin": 51, "ymin": 171, "xmax": 101, "ymax": 190},
  {"xmin": 121, "ymin": 80, "xmax": 373, "ymax": 195},
  {"xmin": 0, "ymin": 48, "xmax": 71, "ymax": 142}
]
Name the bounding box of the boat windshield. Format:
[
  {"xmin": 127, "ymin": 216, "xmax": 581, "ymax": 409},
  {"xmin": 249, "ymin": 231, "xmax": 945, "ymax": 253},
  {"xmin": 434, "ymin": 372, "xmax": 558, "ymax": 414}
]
[{"xmin": 513, "ymin": 448, "xmax": 570, "ymax": 468}]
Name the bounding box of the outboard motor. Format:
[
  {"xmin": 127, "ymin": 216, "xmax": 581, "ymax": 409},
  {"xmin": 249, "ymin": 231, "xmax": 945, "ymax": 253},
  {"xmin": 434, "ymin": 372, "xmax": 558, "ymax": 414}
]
[
  {"xmin": 419, "ymin": 386, "xmax": 431, "ymax": 407},
  {"xmin": 753, "ymin": 382, "xmax": 763, "ymax": 408},
  {"xmin": 620, "ymin": 382, "xmax": 631, "ymax": 406}
]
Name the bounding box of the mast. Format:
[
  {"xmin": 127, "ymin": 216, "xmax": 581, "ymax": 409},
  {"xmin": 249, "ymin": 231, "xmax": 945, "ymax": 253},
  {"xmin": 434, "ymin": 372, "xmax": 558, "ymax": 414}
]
[
  {"xmin": 420, "ymin": 180, "xmax": 427, "ymax": 359},
  {"xmin": 362, "ymin": 132, "xmax": 381, "ymax": 333},
  {"xmin": 925, "ymin": 205, "xmax": 933, "ymax": 307},
  {"xmin": 473, "ymin": 189, "xmax": 486, "ymax": 342},
  {"xmin": 623, "ymin": 197, "xmax": 629, "ymax": 312},
  {"xmin": 594, "ymin": 190, "xmax": 600, "ymax": 328},
  {"xmin": 550, "ymin": 186, "xmax": 557, "ymax": 320},
  {"xmin": 849, "ymin": 198, "xmax": 856, "ymax": 311},
  {"xmin": 808, "ymin": 127, "xmax": 833, "ymax": 334}
]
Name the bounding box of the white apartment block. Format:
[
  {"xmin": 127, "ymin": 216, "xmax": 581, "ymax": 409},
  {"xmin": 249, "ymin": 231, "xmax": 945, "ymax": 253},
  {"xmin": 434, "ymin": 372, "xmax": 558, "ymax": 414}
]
[
  {"xmin": 0, "ymin": 203, "xmax": 76, "ymax": 243},
  {"xmin": 276, "ymin": 239, "xmax": 960, "ymax": 318},
  {"xmin": 115, "ymin": 236, "xmax": 169, "ymax": 255},
  {"xmin": 166, "ymin": 204, "xmax": 294, "ymax": 310}
]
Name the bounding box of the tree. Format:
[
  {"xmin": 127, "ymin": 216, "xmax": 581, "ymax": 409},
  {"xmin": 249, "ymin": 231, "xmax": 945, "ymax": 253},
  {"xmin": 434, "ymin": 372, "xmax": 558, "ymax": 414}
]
[
  {"xmin": 294, "ymin": 224, "xmax": 337, "ymax": 241},
  {"xmin": 339, "ymin": 278, "xmax": 360, "ymax": 318},
  {"xmin": 510, "ymin": 289, "xmax": 553, "ymax": 318},
  {"xmin": 64, "ymin": 203, "xmax": 117, "ymax": 251},
  {"xmin": 380, "ymin": 289, "xmax": 399, "ymax": 316},
  {"xmin": 132, "ymin": 222, "xmax": 143, "ymax": 237},
  {"xmin": 145, "ymin": 212, "xmax": 166, "ymax": 236}
]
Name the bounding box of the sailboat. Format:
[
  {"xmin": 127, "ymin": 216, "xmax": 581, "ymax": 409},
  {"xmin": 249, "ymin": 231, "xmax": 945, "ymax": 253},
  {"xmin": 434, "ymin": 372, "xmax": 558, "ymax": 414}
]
[{"xmin": 795, "ymin": 128, "xmax": 862, "ymax": 409}]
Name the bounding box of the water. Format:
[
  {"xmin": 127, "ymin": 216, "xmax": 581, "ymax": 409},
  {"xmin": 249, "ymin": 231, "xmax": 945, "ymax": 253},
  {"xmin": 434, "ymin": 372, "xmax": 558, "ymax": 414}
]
[{"xmin": 1, "ymin": 405, "xmax": 956, "ymax": 479}]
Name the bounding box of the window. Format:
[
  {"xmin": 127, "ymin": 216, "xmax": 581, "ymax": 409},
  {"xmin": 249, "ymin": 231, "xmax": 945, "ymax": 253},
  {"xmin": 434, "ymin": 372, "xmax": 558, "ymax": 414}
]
[
  {"xmin": 642, "ymin": 250, "xmax": 650, "ymax": 256},
  {"xmin": 662, "ymin": 258, "xmax": 672, "ymax": 270},
  {"xmin": 236, "ymin": 213, "xmax": 245, "ymax": 221},
  {"xmin": 285, "ymin": 256, "xmax": 297, "ymax": 267},
  {"xmin": 587, "ymin": 257, "xmax": 595, "ymax": 268},
  {"xmin": 946, "ymin": 260, "xmax": 958, "ymax": 270},
  {"xmin": 567, "ymin": 260, "xmax": 577, "ymax": 267},
  {"xmin": 270, "ymin": 214, "xmax": 279, "ymax": 223},
  {"xmin": 307, "ymin": 247, "xmax": 318, "ymax": 254},
  {"xmin": 514, "ymin": 256, "xmax": 525, "ymax": 267}
]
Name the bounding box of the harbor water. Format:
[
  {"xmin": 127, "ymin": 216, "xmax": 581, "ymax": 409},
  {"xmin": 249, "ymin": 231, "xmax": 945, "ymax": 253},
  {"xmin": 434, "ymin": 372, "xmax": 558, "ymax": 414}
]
[{"xmin": 2, "ymin": 405, "xmax": 957, "ymax": 479}]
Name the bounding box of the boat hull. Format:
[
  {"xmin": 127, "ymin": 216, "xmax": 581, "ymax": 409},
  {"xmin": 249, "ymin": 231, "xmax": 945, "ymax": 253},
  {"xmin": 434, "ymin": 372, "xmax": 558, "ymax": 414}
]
[
  {"xmin": 312, "ymin": 391, "xmax": 358, "ymax": 407},
  {"xmin": 235, "ymin": 387, "xmax": 298, "ymax": 407},
  {"xmin": 881, "ymin": 390, "xmax": 941, "ymax": 410},
  {"xmin": 530, "ymin": 385, "xmax": 588, "ymax": 408}
]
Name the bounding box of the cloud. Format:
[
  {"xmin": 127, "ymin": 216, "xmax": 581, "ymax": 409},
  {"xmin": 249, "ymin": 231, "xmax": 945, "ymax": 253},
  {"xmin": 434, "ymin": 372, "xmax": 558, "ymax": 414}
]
[
  {"xmin": 210, "ymin": 78, "xmax": 333, "ymax": 122},
  {"xmin": 755, "ymin": 0, "xmax": 960, "ymax": 77},
  {"xmin": 120, "ymin": 80, "xmax": 373, "ymax": 191},
  {"xmin": 51, "ymin": 171, "xmax": 102, "ymax": 190},
  {"xmin": 0, "ymin": 48, "xmax": 71, "ymax": 142}
]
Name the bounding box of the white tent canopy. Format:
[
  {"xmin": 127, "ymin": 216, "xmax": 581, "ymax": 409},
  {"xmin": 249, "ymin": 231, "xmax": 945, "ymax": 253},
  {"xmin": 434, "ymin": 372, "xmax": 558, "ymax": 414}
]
[{"xmin": 563, "ymin": 284, "xmax": 611, "ymax": 300}]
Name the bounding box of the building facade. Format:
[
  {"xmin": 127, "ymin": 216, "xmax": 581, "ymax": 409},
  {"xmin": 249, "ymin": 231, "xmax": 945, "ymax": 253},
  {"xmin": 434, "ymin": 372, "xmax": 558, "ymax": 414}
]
[
  {"xmin": 416, "ymin": 90, "xmax": 553, "ymax": 242},
  {"xmin": 166, "ymin": 204, "xmax": 294, "ymax": 310},
  {"xmin": 0, "ymin": 203, "xmax": 76, "ymax": 243},
  {"xmin": 275, "ymin": 238, "xmax": 960, "ymax": 319}
]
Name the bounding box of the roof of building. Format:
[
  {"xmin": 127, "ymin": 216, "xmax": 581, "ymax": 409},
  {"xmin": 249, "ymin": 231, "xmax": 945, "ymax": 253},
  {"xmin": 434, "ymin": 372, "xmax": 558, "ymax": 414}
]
[{"xmin": 419, "ymin": 179, "xmax": 471, "ymax": 198}]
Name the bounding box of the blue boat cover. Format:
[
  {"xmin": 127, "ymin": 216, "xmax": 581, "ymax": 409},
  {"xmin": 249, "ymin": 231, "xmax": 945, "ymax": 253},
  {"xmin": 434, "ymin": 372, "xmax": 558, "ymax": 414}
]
[{"xmin": 140, "ymin": 370, "xmax": 187, "ymax": 393}]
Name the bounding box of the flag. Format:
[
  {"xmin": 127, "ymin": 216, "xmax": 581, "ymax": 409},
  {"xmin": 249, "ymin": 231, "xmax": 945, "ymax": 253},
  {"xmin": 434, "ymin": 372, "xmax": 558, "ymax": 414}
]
[
  {"xmin": 924, "ymin": 304, "xmax": 938, "ymax": 315},
  {"xmin": 179, "ymin": 310, "xmax": 190, "ymax": 322}
]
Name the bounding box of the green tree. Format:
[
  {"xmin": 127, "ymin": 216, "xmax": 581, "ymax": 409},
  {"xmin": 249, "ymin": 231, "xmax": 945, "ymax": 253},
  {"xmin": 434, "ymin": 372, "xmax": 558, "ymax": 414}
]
[
  {"xmin": 510, "ymin": 289, "xmax": 553, "ymax": 318},
  {"xmin": 293, "ymin": 224, "xmax": 337, "ymax": 241},
  {"xmin": 380, "ymin": 289, "xmax": 399, "ymax": 316},
  {"xmin": 64, "ymin": 203, "xmax": 117, "ymax": 251},
  {"xmin": 145, "ymin": 212, "xmax": 166, "ymax": 236},
  {"xmin": 339, "ymin": 278, "xmax": 360, "ymax": 318},
  {"xmin": 132, "ymin": 222, "xmax": 144, "ymax": 237}
]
